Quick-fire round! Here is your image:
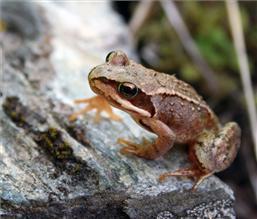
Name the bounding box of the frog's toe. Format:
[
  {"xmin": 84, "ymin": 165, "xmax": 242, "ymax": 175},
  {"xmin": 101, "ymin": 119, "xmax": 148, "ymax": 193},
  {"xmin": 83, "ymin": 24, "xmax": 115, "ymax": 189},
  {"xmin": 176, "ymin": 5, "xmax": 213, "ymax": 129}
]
[
  {"xmin": 118, "ymin": 137, "xmax": 162, "ymax": 160},
  {"xmin": 118, "ymin": 138, "xmax": 139, "ymax": 154},
  {"xmin": 68, "ymin": 106, "xmax": 92, "ymax": 121},
  {"xmin": 120, "ymin": 145, "xmax": 139, "ymax": 155},
  {"xmin": 191, "ymin": 172, "xmax": 213, "ymax": 191},
  {"xmin": 159, "ymin": 167, "xmax": 213, "ymax": 191},
  {"xmin": 159, "ymin": 167, "xmax": 196, "ymax": 182}
]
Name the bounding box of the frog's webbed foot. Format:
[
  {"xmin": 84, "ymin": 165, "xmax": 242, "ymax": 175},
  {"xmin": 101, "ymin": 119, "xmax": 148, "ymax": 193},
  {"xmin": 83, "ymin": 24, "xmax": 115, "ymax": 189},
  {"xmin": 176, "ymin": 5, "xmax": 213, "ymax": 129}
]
[
  {"xmin": 69, "ymin": 95, "xmax": 121, "ymax": 122},
  {"xmin": 118, "ymin": 137, "xmax": 155, "ymax": 159},
  {"xmin": 159, "ymin": 167, "xmax": 213, "ymax": 191}
]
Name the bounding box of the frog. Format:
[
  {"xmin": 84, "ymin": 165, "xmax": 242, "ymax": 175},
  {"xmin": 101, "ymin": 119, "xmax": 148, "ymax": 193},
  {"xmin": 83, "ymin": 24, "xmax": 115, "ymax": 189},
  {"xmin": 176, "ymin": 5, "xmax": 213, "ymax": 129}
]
[{"xmin": 70, "ymin": 51, "xmax": 241, "ymax": 190}]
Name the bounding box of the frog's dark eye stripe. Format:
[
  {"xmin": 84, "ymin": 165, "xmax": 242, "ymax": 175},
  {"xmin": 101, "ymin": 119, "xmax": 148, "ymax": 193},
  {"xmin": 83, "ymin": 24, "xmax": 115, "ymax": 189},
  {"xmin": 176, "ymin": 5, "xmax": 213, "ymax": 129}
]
[
  {"xmin": 118, "ymin": 82, "xmax": 138, "ymax": 99},
  {"xmin": 105, "ymin": 51, "xmax": 115, "ymax": 62}
]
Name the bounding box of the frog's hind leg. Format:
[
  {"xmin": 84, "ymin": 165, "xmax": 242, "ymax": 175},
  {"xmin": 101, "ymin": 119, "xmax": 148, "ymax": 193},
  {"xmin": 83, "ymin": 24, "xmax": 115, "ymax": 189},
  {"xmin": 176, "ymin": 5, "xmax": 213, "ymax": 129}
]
[
  {"xmin": 192, "ymin": 122, "xmax": 241, "ymax": 175},
  {"xmin": 159, "ymin": 166, "xmax": 210, "ymax": 191},
  {"xmin": 159, "ymin": 167, "xmax": 197, "ymax": 181},
  {"xmin": 191, "ymin": 172, "xmax": 213, "ymax": 191},
  {"xmin": 159, "ymin": 122, "xmax": 241, "ymax": 190}
]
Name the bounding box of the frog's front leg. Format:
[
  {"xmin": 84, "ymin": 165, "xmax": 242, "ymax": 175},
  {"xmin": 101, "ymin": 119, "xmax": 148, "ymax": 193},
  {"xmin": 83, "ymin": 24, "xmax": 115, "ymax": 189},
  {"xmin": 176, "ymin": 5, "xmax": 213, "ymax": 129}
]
[
  {"xmin": 119, "ymin": 118, "xmax": 176, "ymax": 160},
  {"xmin": 69, "ymin": 95, "xmax": 121, "ymax": 122},
  {"xmin": 160, "ymin": 122, "xmax": 241, "ymax": 190}
]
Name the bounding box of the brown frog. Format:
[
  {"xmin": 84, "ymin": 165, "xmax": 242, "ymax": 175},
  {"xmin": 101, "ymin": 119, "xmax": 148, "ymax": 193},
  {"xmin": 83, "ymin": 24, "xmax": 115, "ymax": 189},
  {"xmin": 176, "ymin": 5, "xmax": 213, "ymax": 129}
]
[{"xmin": 70, "ymin": 51, "xmax": 241, "ymax": 189}]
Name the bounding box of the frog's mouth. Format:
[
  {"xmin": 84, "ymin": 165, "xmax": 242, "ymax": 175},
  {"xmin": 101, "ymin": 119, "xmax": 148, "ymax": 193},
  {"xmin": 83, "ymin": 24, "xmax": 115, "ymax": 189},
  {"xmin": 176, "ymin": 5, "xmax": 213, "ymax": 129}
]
[{"xmin": 89, "ymin": 78, "xmax": 151, "ymax": 118}]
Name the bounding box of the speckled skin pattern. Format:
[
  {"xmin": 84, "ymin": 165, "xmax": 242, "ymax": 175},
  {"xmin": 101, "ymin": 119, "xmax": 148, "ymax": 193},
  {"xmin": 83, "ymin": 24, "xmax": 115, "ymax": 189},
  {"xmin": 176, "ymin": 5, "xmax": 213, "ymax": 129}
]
[{"xmin": 88, "ymin": 51, "xmax": 241, "ymax": 185}]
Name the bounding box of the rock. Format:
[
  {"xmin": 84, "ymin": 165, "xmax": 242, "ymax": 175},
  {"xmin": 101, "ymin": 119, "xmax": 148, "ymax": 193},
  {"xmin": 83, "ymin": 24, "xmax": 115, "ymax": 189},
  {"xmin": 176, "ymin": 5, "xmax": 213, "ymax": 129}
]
[{"xmin": 0, "ymin": 1, "xmax": 236, "ymax": 218}]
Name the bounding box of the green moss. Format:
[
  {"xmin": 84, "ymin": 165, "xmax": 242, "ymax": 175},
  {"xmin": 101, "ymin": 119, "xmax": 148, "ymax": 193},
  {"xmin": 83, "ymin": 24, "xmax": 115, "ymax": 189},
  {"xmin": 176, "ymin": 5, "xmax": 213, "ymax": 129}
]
[
  {"xmin": 34, "ymin": 128, "xmax": 73, "ymax": 161},
  {"xmin": 33, "ymin": 127, "xmax": 99, "ymax": 183},
  {"xmin": 181, "ymin": 63, "xmax": 201, "ymax": 82},
  {"xmin": 70, "ymin": 163, "xmax": 82, "ymax": 174},
  {"xmin": 2, "ymin": 98, "xmax": 99, "ymax": 183},
  {"xmin": 2, "ymin": 96, "xmax": 31, "ymax": 129}
]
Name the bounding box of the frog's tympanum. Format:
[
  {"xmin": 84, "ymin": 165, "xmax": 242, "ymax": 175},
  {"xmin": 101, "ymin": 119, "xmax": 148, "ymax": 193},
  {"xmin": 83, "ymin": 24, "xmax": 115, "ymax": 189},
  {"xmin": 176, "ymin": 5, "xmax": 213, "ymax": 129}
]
[{"xmin": 70, "ymin": 51, "xmax": 241, "ymax": 190}]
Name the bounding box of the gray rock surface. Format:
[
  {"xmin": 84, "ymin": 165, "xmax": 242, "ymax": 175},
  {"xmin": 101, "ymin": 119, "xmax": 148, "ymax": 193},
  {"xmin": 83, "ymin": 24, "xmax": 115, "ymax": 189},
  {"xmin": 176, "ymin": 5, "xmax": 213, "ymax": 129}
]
[{"xmin": 0, "ymin": 1, "xmax": 235, "ymax": 218}]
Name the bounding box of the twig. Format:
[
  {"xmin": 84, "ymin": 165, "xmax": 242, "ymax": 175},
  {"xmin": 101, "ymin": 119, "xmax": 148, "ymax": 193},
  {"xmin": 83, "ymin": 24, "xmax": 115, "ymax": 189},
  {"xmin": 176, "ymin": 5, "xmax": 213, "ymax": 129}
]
[
  {"xmin": 0, "ymin": 42, "xmax": 3, "ymax": 98},
  {"xmin": 226, "ymin": 0, "xmax": 257, "ymax": 161},
  {"xmin": 160, "ymin": 0, "xmax": 219, "ymax": 95},
  {"xmin": 242, "ymin": 136, "xmax": 257, "ymax": 204},
  {"xmin": 129, "ymin": 0, "xmax": 154, "ymax": 35}
]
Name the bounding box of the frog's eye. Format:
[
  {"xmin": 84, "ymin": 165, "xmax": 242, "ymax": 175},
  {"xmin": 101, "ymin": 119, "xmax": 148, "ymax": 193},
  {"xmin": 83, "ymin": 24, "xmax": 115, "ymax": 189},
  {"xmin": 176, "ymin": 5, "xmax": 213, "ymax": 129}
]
[
  {"xmin": 105, "ymin": 51, "xmax": 115, "ymax": 62},
  {"xmin": 105, "ymin": 51, "xmax": 129, "ymax": 66},
  {"xmin": 118, "ymin": 82, "xmax": 138, "ymax": 98}
]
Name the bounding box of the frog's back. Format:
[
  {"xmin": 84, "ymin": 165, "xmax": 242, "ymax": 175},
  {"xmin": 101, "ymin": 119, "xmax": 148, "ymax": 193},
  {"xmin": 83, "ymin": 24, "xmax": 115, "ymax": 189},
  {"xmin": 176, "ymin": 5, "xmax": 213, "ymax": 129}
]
[
  {"xmin": 133, "ymin": 62, "xmax": 204, "ymax": 106},
  {"xmin": 133, "ymin": 63, "xmax": 220, "ymax": 141},
  {"xmin": 95, "ymin": 59, "xmax": 204, "ymax": 105}
]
